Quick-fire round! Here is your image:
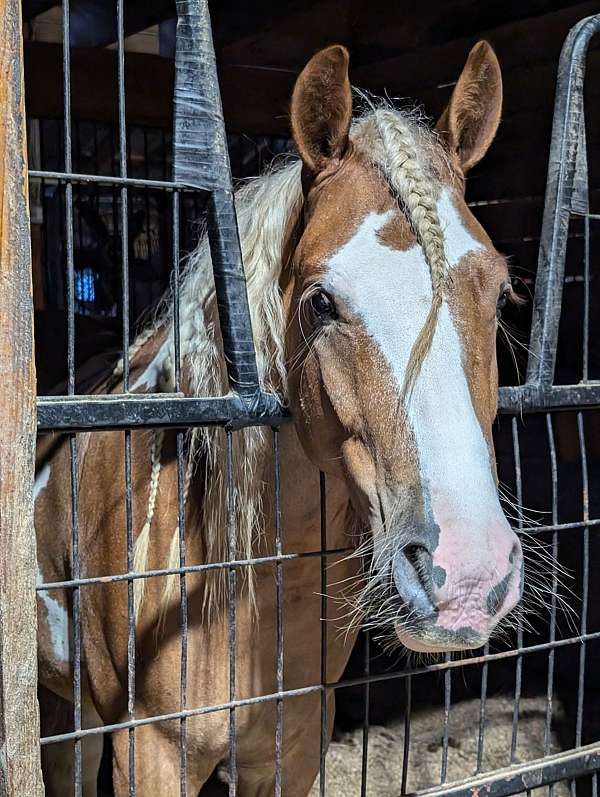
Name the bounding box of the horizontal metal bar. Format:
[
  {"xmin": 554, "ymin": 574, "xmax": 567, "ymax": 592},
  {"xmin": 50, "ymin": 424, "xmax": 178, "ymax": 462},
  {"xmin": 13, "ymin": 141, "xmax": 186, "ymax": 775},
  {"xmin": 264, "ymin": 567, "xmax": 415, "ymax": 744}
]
[
  {"xmin": 498, "ymin": 382, "xmax": 600, "ymax": 412},
  {"xmin": 520, "ymin": 517, "xmax": 600, "ymax": 534},
  {"xmin": 28, "ymin": 168, "xmax": 204, "ymax": 193},
  {"xmin": 35, "ymin": 514, "xmax": 600, "ymax": 593},
  {"xmin": 40, "ymin": 629, "xmax": 600, "ymax": 747},
  {"xmin": 41, "ymin": 683, "xmax": 325, "ymax": 745},
  {"xmin": 37, "ymin": 383, "xmax": 600, "ymax": 432},
  {"xmin": 411, "ymin": 741, "xmax": 600, "ymax": 797},
  {"xmin": 330, "ymin": 630, "xmax": 600, "ymax": 691},
  {"xmin": 36, "ymin": 546, "xmax": 352, "ymax": 591},
  {"xmin": 36, "ymin": 392, "xmax": 289, "ymax": 431}
]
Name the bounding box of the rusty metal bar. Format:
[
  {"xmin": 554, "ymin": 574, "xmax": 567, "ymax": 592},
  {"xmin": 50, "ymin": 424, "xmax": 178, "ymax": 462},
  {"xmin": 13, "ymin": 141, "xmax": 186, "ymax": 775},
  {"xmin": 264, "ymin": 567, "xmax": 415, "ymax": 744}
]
[{"xmin": 412, "ymin": 742, "xmax": 600, "ymax": 797}]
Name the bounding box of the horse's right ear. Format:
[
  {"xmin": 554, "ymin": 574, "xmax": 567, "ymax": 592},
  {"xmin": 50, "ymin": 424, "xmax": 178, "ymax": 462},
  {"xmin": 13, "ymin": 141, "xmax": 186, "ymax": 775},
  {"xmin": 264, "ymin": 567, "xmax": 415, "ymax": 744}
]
[{"xmin": 291, "ymin": 45, "xmax": 352, "ymax": 175}]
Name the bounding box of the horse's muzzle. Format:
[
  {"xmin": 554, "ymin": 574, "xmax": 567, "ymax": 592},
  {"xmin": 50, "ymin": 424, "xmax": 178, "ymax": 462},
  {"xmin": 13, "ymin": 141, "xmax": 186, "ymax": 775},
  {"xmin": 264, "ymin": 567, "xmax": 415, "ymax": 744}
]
[{"xmin": 389, "ymin": 535, "xmax": 523, "ymax": 653}]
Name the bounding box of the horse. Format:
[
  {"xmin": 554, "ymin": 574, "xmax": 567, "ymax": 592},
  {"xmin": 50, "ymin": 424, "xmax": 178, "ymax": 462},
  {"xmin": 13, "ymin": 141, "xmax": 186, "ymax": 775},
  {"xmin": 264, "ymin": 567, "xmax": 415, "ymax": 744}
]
[{"xmin": 35, "ymin": 40, "xmax": 524, "ymax": 796}]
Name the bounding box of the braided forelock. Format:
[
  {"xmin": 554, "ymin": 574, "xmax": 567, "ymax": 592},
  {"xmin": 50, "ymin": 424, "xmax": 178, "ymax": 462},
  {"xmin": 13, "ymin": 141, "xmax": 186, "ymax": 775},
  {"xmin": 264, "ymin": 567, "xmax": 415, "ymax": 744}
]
[{"xmin": 355, "ymin": 107, "xmax": 449, "ymax": 397}]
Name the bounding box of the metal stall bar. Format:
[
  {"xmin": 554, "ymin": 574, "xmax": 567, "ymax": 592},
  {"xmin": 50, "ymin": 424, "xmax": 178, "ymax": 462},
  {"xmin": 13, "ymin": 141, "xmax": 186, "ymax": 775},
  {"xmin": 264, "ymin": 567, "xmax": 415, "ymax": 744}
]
[
  {"xmin": 526, "ymin": 13, "xmax": 598, "ymax": 388},
  {"xmin": 498, "ymin": 13, "xmax": 600, "ymax": 413},
  {"xmin": 0, "ymin": 1, "xmax": 45, "ymax": 793},
  {"xmin": 36, "ymin": 0, "xmax": 288, "ymax": 433},
  {"xmin": 414, "ymin": 741, "xmax": 600, "ymax": 797},
  {"xmin": 173, "ymin": 0, "xmax": 280, "ymax": 410}
]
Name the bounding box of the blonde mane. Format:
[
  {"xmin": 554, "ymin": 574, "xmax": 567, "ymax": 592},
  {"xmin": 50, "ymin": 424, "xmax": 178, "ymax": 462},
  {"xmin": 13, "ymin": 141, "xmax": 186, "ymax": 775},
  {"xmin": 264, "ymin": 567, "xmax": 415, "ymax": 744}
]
[{"xmin": 129, "ymin": 101, "xmax": 453, "ymax": 621}]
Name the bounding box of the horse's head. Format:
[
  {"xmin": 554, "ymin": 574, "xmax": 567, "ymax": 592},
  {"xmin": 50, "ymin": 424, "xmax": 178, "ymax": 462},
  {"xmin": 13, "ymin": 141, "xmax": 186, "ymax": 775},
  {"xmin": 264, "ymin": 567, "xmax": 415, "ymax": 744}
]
[{"xmin": 284, "ymin": 43, "xmax": 523, "ymax": 652}]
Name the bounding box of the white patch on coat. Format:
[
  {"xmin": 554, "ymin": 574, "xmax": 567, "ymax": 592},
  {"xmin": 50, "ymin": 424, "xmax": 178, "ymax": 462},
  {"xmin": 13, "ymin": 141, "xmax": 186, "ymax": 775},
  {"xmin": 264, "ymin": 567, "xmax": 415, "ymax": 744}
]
[
  {"xmin": 324, "ymin": 188, "xmax": 504, "ymax": 539},
  {"xmin": 34, "ymin": 463, "xmax": 51, "ymax": 499},
  {"xmin": 36, "ymin": 569, "xmax": 70, "ymax": 663},
  {"xmin": 34, "ymin": 464, "xmax": 70, "ymax": 663},
  {"xmin": 130, "ymin": 343, "xmax": 167, "ymax": 391}
]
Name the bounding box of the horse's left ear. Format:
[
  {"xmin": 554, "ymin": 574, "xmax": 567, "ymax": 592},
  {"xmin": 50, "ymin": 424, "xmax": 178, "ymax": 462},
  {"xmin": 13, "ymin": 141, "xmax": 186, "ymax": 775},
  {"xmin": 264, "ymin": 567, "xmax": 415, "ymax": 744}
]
[
  {"xmin": 291, "ymin": 45, "xmax": 352, "ymax": 175},
  {"xmin": 436, "ymin": 41, "xmax": 502, "ymax": 174}
]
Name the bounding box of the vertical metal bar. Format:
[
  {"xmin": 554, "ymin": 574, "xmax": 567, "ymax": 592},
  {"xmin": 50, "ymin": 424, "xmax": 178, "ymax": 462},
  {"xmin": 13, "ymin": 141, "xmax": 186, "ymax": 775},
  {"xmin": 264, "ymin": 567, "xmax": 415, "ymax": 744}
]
[
  {"xmin": 92, "ymin": 124, "xmax": 101, "ymax": 315},
  {"xmin": 117, "ymin": 0, "xmax": 130, "ymax": 389},
  {"xmin": 400, "ymin": 675, "xmax": 412, "ymax": 796},
  {"xmin": 226, "ymin": 431, "xmax": 237, "ymax": 795},
  {"xmin": 177, "ymin": 430, "xmax": 188, "ymax": 796},
  {"xmin": 525, "ymin": 15, "xmax": 600, "ymax": 386},
  {"xmin": 544, "ymin": 414, "xmax": 559, "ymax": 774},
  {"xmin": 62, "ymin": 2, "xmax": 81, "ymax": 792},
  {"xmin": 115, "ymin": 4, "xmax": 135, "ymax": 794},
  {"xmin": 62, "ymin": 0, "xmax": 74, "ymax": 395},
  {"xmin": 173, "ymin": 191, "xmax": 181, "ymax": 393},
  {"xmin": 273, "ymin": 429, "xmax": 284, "ymax": 797},
  {"xmin": 124, "ymin": 428, "xmax": 135, "ymax": 797},
  {"xmin": 441, "ymin": 657, "xmax": 452, "ymax": 784},
  {"xmin": 582, "ymin": 215, "xmax": 590, "ymax": 382},
  {"xmin": 576, "ymin": 412, "xmax": 589, "ymax": 748},
  {"xmin": 476, "ymin": 644, "xmax": 489, "ymax": 773},
  {"xmin": 319, "ymin": 471, "xmax": 328, "ymax": 797},
  {"xmin": 69, "ymin": 435, "xmax": 82, "ymax": 797},
  {"xmin": 171, "ymin": 163, "xmax": 188, "ymax": 795},
  {"xmin": 39, "ymin": 121, "xmax": 52, "ymax": 306},
  {"xmin": 360, "ymin": 630, "xmax": 370, "ymax": 797},
  {"xmin": 173, "ymin": 0, "xmax": 261, "ymax": 398},
  {"xmin": 511, "ymin": 417, "xmax": 524, "ymax": 763},
  {"xmin": 143, "ymin": 128, "xmax": 152, "ymax": 318},
  {"xmin": 74, "ymin": 124, "xmax": 83, "ymax": 312},
  {"xmin": 205, "ymin": 190, "xmax": 261, "ymax": 397}
]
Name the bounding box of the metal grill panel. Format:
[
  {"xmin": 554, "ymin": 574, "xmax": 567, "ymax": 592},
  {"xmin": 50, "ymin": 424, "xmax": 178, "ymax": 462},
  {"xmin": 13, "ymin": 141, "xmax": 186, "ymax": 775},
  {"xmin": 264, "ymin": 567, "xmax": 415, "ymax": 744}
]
[{"xmin": 27, "ymin": 5, "xmax": 600, "ymax": 797}]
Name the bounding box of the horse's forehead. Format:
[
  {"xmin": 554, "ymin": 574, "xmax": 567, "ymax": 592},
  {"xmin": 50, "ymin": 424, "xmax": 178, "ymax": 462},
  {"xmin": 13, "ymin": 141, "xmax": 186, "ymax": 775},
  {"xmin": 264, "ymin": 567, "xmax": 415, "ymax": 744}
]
[{"xmin": 324, "ymin": 187, "xmax": 489, "ymax": 296}]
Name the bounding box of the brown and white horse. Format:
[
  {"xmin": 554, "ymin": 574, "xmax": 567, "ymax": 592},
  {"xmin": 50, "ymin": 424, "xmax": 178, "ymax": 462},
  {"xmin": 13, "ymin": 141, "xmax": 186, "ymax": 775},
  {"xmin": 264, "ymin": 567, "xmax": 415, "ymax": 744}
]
[{"xmin": 35, "ymin": 41, "xmax": 523, "ymax": 796}]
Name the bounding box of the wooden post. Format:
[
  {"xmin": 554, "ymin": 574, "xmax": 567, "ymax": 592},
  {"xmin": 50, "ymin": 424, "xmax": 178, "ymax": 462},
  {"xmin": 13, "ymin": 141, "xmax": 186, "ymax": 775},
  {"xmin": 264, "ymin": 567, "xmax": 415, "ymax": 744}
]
[{"xmin": 0, "ymin": 0, "xmax": 44, "ymax": 794}]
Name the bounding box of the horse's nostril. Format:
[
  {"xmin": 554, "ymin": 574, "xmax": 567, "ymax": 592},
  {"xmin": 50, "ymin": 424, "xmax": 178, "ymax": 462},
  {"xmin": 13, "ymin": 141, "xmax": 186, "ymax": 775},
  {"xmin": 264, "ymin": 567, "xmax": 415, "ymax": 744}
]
[
  {"xmin": 404, "ymin": 544, "xmax": 432, "ymax": 577},
  {"xmin": 392, "ymin": 544, "xmax": 435, "ymax": 620}
]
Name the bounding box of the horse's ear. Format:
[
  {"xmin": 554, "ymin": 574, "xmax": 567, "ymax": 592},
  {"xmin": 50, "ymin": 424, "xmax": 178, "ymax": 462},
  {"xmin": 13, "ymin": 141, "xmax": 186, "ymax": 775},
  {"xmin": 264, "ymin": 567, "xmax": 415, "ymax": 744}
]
[
  {"xmin": 291, "ymin": 45, "xmax": 352, "ymax": 174},
  {"xmin": 436, "ymin": 41, "xmax": 502, "ymax": 174}
]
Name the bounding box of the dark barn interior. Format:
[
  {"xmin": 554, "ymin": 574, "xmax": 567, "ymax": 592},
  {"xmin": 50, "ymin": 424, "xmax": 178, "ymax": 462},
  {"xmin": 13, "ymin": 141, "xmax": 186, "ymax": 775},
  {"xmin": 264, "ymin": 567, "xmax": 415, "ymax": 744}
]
[{"xmin": 23, "ymin": 0, "xmax": 600, "ymax": 794}]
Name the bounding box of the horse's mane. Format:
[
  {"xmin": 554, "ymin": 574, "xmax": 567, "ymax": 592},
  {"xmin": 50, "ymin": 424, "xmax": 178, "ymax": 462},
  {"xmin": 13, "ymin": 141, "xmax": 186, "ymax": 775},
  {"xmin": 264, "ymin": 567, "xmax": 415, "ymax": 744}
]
[{"xmin": 131, "ymin": 98, "xmax": 453, "ymax": 621}]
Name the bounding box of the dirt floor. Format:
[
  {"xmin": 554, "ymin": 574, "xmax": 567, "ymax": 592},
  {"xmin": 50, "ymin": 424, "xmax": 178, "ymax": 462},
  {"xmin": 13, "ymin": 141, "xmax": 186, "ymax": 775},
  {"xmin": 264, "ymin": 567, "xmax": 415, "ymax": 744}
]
[{"xmin": 307, "ymin": 695, "xmax": 568, "ymax": 797}]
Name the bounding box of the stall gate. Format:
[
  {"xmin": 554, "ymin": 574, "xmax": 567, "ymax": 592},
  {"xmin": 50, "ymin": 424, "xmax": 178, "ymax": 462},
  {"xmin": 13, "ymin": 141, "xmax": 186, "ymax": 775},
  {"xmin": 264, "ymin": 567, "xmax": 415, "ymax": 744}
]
[{"xmin": 1, "ymin": 1, "xmax": 600, "ymax": 795}]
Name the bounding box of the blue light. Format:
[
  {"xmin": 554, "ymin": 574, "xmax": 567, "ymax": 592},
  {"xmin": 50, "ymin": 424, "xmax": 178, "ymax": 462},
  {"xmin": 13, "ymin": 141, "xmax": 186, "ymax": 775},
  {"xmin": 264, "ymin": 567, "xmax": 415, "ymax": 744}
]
[{"xmin": 75, "ymin": 267, "xmax": 96, "ymax": 304}]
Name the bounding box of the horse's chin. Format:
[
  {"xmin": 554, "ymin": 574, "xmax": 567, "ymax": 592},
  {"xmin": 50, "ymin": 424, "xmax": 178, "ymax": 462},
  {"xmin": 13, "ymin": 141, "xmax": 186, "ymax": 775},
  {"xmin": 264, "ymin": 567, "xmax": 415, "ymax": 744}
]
[{"xmin": 394, "ymin": 623, "xmax": 488, "ymax": 654}]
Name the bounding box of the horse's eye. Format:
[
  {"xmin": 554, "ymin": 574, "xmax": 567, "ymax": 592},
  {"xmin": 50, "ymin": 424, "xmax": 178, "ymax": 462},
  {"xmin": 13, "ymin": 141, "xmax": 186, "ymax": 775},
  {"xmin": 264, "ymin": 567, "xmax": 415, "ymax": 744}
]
[
  {"xmin": 310, "ymin": 289, "xmax": 337, "ymax": 321},
  {"xmin": 496, "ymin": 285, "xmax": 511, "ymax": 318}
]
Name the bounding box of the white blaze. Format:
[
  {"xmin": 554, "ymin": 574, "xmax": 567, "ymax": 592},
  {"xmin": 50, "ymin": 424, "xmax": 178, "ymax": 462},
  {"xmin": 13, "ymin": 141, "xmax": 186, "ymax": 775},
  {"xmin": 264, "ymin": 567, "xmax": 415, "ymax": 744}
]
[
  {"xmin": 324, "ymin": 189, "xmax": 501, "ymax": 534},
  {"xmin": 34, "ymin": 465, "xmax": 70, "ymax": 663}
]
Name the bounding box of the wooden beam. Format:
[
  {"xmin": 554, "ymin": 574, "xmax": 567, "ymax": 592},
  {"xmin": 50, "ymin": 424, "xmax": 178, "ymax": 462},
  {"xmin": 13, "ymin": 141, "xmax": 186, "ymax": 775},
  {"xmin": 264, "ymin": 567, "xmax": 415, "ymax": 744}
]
[{"xmin": 0, "ymin": 0, "xmax": 44, "ymax": 795}]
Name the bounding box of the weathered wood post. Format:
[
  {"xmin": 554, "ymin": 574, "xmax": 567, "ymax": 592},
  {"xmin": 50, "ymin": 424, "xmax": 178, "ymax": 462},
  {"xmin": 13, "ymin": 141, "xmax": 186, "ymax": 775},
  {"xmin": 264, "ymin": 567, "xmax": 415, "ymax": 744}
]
[{"xmin": 0, "ymin": 0, "xmax": 44, "ymax": 793}]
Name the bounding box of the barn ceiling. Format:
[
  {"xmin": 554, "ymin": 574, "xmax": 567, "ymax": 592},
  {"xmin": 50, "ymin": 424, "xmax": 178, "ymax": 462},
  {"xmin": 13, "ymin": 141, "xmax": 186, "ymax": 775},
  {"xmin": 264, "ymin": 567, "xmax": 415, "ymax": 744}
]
[{"xmin": 22, "ymin": 0, "xmax": 587, "ymax": 63}]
